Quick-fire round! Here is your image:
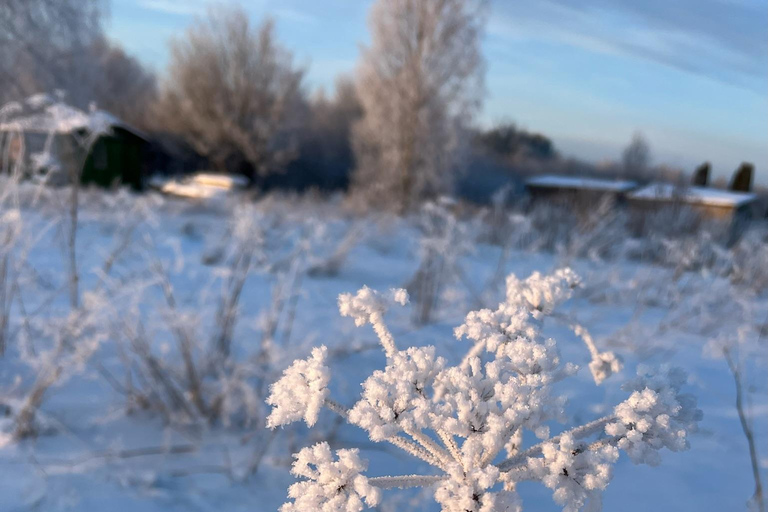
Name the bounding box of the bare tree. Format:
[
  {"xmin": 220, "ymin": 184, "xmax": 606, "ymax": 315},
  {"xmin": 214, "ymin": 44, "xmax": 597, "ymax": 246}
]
[
  {"xmin": 86, "ymin": 38, "xmax": 158, "ymax": 131},
  {"xmin": 298, "ymin": 77, "xmax": 362, "ymax": 189},
  {"xmin": 0, "ymin": 1, "xmax": 157, "ymax": 129},
  {"xmin": 351, "ymin": 0, "xmax": 488, "ymax": 211},
  {"xmin": 0, "ymin": 0, "xmax": 104, "ymax": 105},
  {"xmin": 622, "ymin": 131, "xmax": 651, "ymax": 180},
  {"xmin": 156, "ymin": 7, "xmax": 305, "ymax": 180}
]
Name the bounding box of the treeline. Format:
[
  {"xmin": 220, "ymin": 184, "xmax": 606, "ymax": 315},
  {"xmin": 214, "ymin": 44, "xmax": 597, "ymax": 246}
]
[{"xmin": 1, "ymin": 0, "xmax": 662, "ymax": 209}]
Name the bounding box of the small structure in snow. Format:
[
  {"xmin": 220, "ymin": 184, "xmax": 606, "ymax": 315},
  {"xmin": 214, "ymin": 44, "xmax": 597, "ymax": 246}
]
[
  {"xmin": 627, "ymin": 182, "xmax": 759, "ymax": 222},
  {"xmin": 0, "ymin": 94, "xmax": 147, "ymax": 189},
  {"xmin": 525, "ymin": 174, "xmax": 638, "ymax": 205}
]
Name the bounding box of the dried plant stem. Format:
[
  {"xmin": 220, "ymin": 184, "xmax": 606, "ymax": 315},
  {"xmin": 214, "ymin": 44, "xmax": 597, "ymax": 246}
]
[
  {"xmin": 498, "ymin": 415, "xmax": 614, "ymax": 472},
  {"xmin": 67, "ymin": 176, "xmax": 79, "ymax": 310},
  {"xmin": 724, "ymin": 348, "xmax": 764, "ymax": 512},
  {"xmin": 151, "ymin": 258, "xmax": 207, "ymax": 418}
]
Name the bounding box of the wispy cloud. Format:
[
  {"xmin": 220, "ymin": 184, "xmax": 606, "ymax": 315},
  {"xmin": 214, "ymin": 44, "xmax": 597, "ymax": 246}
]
[
  {"xmin": 136, "ymin": 0, "xmax": 206, "ymax": 16},
  {"xmin": 135, "ymin": 1, "xmax": 319, "ymax": 25},
  {"xmin": 272, "ymin": 7, "xmax": 317, "ymax": 25},
  {"xmin": 488, "ymin": 0, "xmax": 767, "ymax": 93}
]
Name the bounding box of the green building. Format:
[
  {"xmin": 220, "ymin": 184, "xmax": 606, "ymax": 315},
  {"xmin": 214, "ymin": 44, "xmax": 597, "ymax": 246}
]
[{"xmin": 0, "ymin": 95, "xmax": 148, "ymax": 190}]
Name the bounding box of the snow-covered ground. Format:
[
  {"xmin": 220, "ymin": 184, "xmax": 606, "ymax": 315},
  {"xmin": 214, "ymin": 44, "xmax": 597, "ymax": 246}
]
[{"xmin": 0, "ymin": 187, "xmax": 765, "ymax": 511}]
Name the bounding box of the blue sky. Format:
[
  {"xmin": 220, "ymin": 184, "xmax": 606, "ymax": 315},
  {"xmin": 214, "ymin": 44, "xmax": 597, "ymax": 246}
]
[{"xmin": 107, "ymin": 0, "xmax": 768, "ymax": 185}]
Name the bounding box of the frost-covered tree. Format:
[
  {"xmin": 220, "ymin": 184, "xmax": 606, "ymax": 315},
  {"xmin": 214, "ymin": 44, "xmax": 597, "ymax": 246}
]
[
  {"xmin": 621, "ymin": 132, "xmax": 651, "ymax": 180},
  {"xmin": 267, "ymin": 269, "xmax": 701, "ymax": 511},
  {"xmin": 0, "ymin": 0, "xmax": 104, "ymax": 106},
  {"xmin": 156, "ymin": 7, "xmax": 305, "ymax": 180},
  {"xmin": 0, "ymin": 2, "xmax": 157, "ymax": 129},
  {"xmin": 351, "ymin": 0, "xmax": 487, "ymax": 211},
  {"xmin": 85, "ymin": 38, "xmax": 158, "ymax": 131}
]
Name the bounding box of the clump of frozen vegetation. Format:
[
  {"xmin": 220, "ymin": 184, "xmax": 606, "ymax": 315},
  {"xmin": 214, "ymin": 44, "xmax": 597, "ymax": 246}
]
[
  {"xmin": 267, "ymin": 269, "xmax": 702, "ymax": 511},
  {"xmin": 492, "ymin": 199, "xmax": 768, "ymax": 294},
  {"xmin": 10, "ymin": 290, "xmax": 110, "ymax": 439},
  {"xmin": 108, "ymin": 203, "xmax": 276, "ymax": 428}
]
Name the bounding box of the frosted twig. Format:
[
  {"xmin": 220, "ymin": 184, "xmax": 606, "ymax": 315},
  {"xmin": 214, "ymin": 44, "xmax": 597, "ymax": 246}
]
[
  {"xmin": 387, "ymin": 435, "xmax": 446, "ymax": 469},
  {"xmin": 324, "ymin": 398, "xmax": 349, "ymax": 419},
  {"xmin": 405, "ymin": 427, "xmax": 454, "ymax": 471},
  {"xmin": 369, "ymin": 474, "xmax": 446, "ymax": 489},
  {"xmin": 370, "ymin": 311, "xmax": 397, "ymax": 358},
  {"xmin": 437, "ymin": 429, "xmax": 465, "ymax": 470},
  {"xmin": 498, "ymin": 415, "xmax": 614, "ymax": 472}
]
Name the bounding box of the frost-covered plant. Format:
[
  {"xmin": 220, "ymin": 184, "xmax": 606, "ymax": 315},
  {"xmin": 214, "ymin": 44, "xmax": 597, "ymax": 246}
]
[
  {"xmin": 9, "ymin": 289, "xmax": 109, "ymax": 439},
  {"xmin": 729, "ymin": 226, "xmax": 768, "ymax": 292},
  {"xmin": 488, "ymin": 198, "xmax": 766, "ymax": 289},
  {"xmin": 481, "ymin": 185, "xmax": 514, "ymax": 247},
  {"xmin": 108, "ymin": 203, "xmax": 329, "ymax": 436},
  {"xmin": 570, "ymin": 324, "xmax": 622, "ymax": 386},
  {"xmin": 268, "ymin": 269, "xmax": 701, "ymax": 511},
  {"xmin": 0, "ymin": 188, "xmax": 51, "ymax": 358},
  {"xmin": 282, "ymin": 442, "xmax": 381, "ymax": 512},
  {"xmin": 565, "ymin": 196, "xmax": 628, "ymax": 262},
  {"xmin": 266, "ymin": 346, "xmax": 330, "ymax": 429},
  {"xmin": 703, "ymin": 291, "xmax": 767, "ymax": 512},
  {"xmin": 307, "ymin": 221, "xmax": 363, "ymax": 277},
  {"xmin": 211, "ymin": 203, "xmax": 268, "ymax": 361},
  {"xmin": 258, "ymin": 216, "xmax": 327, "ymax": 349},
  {"xmin": 585, "ymin": 264, "xmax": 765, "ymax": 510},
  {"xmin": 0, "ymin": 197, "xmax": 24, "ymax": 357},
  {"xmin": 407, "ymin": 199, "xmax": 472, "ymax": 324},
  {"xmin": 0, "ymin": 101, "xmax": 25, "ymax": 177},
  {"xmin": 0, "ymin": 104, "xmax": 33, "ymax": 357},
  {"xmin": 657, "ymin": 230, "xmax": 731, "ymax": 278},
  {"xmin": 110, "ymin": 204, "xmax": 270, "ymax": 426},
  {"xmin": 0, "ymin": 126, "xmax": 57, "ymax": 359},
  {"xmin": 706, "ymin": 329, "xmax": 766, "ymax": 512}
]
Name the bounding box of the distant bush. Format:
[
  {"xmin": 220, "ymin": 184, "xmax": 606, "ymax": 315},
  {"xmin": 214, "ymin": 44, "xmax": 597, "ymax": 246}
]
[{"xmin": 475, "ymin": 123, "xmax": 556, "ymax": 162}]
